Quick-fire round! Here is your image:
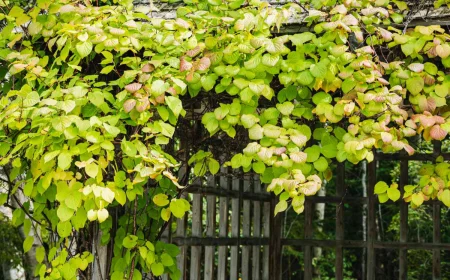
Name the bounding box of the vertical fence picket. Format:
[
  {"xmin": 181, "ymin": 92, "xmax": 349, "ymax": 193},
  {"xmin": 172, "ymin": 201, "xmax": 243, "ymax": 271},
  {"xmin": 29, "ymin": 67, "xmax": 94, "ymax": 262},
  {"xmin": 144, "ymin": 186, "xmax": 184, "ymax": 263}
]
[
  {"xmin": 242, "ymin": 175, "xmax": 252, "ymax": 280},
  {"xmin": 335, "ymin": 162, "xmax": 345, "ymax": 280},
  {"xmin": 399, "ymin": 157, "xmax": 408, "ymax": 280},
  {"xmin": 303, "ymin": 198, "xmax": 313, "ymax": 279},
  {"xmin": 230, "ymin": 175, "xmax": 241, "ymax": 279},
  {"xmin": 252, "ymin": 175, "xmax": 261, "ymax": 280},
  {"xmin": 190, "ymin": 179, "xmax": 202, "ymax": 280},
  {"xmin": 204, "ymin": 175, "xmax": 216, "ymax": 280},
  {"xmin": 262, "ymin": 195, "xmax": 270, "ymax": 280},
  {"xmin": 367, "ymin": 159, "xmax": 376, "ymax": 280},
  {"xmin": 217, "ymin": 167, "xmax": 229, "ymax": 280}
]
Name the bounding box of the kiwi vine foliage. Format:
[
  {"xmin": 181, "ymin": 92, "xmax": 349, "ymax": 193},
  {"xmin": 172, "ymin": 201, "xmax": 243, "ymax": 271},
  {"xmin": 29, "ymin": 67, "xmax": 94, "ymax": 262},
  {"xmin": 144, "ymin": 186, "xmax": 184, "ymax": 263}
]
[{"xmin": 0, "ymin": 0, "xmax": 450, "ymax": 278}]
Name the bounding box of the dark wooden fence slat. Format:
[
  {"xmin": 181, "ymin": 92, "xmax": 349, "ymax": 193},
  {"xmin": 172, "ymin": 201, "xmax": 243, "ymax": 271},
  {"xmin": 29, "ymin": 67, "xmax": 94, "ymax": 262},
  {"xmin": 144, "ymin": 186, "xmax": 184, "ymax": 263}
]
[
  {"xmin": 269, "ymin": 195, "xmax": 282, "ymax": 280},
  {"xmin": 242, "ymin": 176, "xmax": 252, "ymax": 280},
  {"xmin": 230, "ymin": 176, "xmax": 240, "ymax": 279},
  {"xmin": 367, "ymin": 160, "xmax": 377, "ymax": 280},
  {"xmin": 204, "ymin": 176, "xmax": 216, "ymax": 280},
  {"xmin": 252, "ymin": 176, "xmax": 262, "ymax": 280},
  {"xmin": 262, "ymin": 199, "xmax": 270, "ymax": 280},
  {"xmin": 335, "ymin": 162, "xmax": 345, "ymax": 280},
  {"xmin": 304, "ymin": 198, "xmax": 313, "ymax": 279},
  {"xmin": 399, "ymin": 158, "xmax": 408, "ymax": 280},
  {"xmin": 217, "ymin": 167, "xmax": 229, "ymax": 280},
  {"xmin": 190, "ymin": 178, "xmax": 202, "ymax": 280}
]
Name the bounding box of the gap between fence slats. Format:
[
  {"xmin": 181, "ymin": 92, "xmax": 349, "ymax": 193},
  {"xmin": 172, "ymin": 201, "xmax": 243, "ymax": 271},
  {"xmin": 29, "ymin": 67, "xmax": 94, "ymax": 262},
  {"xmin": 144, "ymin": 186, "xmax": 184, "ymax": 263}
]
[
  {"xmin": 230, "ymin": 175, "xmax": 241, "ymax": 279},
  {"xmin": 204, "ymin": 175, "xmax": 216, "ymax": 280},
  {"xmin": 252, "ymin": 175, "xmax": 262, "ymax": 280}
]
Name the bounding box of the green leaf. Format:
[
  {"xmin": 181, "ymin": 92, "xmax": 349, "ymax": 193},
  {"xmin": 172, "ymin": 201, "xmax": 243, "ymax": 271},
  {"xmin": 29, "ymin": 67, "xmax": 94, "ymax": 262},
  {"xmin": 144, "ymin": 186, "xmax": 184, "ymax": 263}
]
[
  {"xmin": 57, "ymin": 221, "xmax": 72, "ymax": 238},
  {"xmin": 312, "ymin": 92, "xmax": 332, "ymax": 105},
  {"xmin": 85, "ymin": 163, "xmax": 99, "ymax": 178},
  {"xmin": 274, "ymin": 200, "xmax": 287, "ymax": 215},
  {"xmin": 123, "ymin": 235, "xmax": 138, "ymax": 249},
  {"xmin": 387, "ymin": 187, "xmax": 401, "ymax": 202},
  {"xmin": 151, "ymin": 262, "xmax": 164, "ymax": 276},
  {"xmin": 76, "ymin": 41, "xmax": 93, "ymax": 58},
  {"xmin": 412, "ymin": 193, "xmax": 424, "ymax": 206},
  {"xmin": 441, "ymin": 189, "xmax": 450, "ymax": 207},
  {"xmin": 153, "ymin": 194, "xmax": 169, "ymax": 207},
  {"xmin": 313, "ymin": 157, "xmax": 328, "ymax": 172},
  {"xmin": 406, "ymin": 77, "xmax": 424, "ymax": 95},
  {"xmin": 165, "ymin": 96, "xmax": 183, "ymax": 117},
  {"xmin": 161, "ymin": 253, "xmax": 174, "ymax": 266},
  {"xmin": 310, "ymin": 60, "xmax": 329, "ymax": 78},
  {"xmin": 121, "ymin": 141, "xmax": 137, "ymax": 157},
  {"xmin": 36, "ymin": 246, "xmax": 45, "ymax": 263},
  {"xmin": 0, "ymin": 193, "xmax": 8, "ymax": 205},
  {"xmin": 305, "ymin": 145, "xmax": 321, "ymax": 162},
  {"xmin": 58, "ymin": 151, "xmax": 72, "ymax": 170},
  {"xmin": 23, "ymin": 236, "xmax": 34, "ymax": 253},
  {"xmin": 57, "ymin": 204, "xmax": 74, "ymax": 222},
  {"xmin": 170, "ymin": 199, "xmax": 188, "ymax": 218},
  {"xmin": 208, "ymin": 158, "xmax": 220, "ymax": 175},
  {"xmin": 252, "ymin": 161, "xmax": 266, "ymax": 174},
  {"xmin": 374, "ymin": 181, "xmax": 388, "ymax": 194}
]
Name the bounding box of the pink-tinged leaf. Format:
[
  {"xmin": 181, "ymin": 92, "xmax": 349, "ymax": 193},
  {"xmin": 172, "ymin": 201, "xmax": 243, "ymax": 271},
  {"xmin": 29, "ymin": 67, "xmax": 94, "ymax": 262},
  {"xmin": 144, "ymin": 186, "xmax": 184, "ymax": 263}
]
[
  {"xmin": 331, "ymin": 4, "xmax": 347, "ymax": 15},
  {"xmin": 435, "ymin": 116, "xmax": 445, "ymax": 124},
  {"xmin": 404, "ymin": 144, "xmax": 415, "ymax": 155},
  {"xmin": 430, "ymin": 125, "xmax": 448, "ymax": 140},
  {"xmin": 186, "ymin": 71, "xmax": 194, "ymax": 82},
  {"xmin": 343, "ymin": 14, "xmax": 358, "ymax": 25},
  {"xmin": 290, "ymin": 152, "xmax": 307, "ymax": 163},
  {"xmin": 381, "ymin": 132, "xmax": 393, "ymax": 143},
  {"xmin": 419, "ymin": 115, "xmax": 436, "ymax": 128},
  {"xmin": 424, "ymin": 75, "xmax": 435, "ymax": 86},
  {"xmin": 402, "ymin": 127, "xmax": 416, "ymax": 137},
  {"xmin": 354, "ymin": 31, "xmax": 364, "ymax": 42},
  {"xmin": 186, "ymin": 46, "xmax": 201, "ymax": 57},
  {"xmin": 141, "ymin": 63, "xmax": 155, "ymax": 73},
  {"xmin": 167, "ymin": 87, "xmax": 177, "ymax": 96},
  {"xmin": 391, "ymin": 140, "xmax": 405, "ymax": 150},
  {"xmin": 123, "ymin": 99, "xmax": 136, "ymax": 113},
  {"xmin": 356, "ymin": 46, "xmax": 374, "ymax": 54},
  {"xmin": 386, "ymin": 94, "xmax": 402, "ymax": 105},
  {"xmin": 378, "ymin": 28, "xmax": 392, "ymax": 41},
  {"xmin": 274, "ymin": 147, "xmax": 287, "ymax": 156},
  {"xmin": 155, "ymin": 94, "xmax": 165, "ymax": 104},
  {"xmin": 196, "ymin": 57, "xmax": 211, "ymax": 71},
  {"xmin": 427, "ymin": 98, "xmax": 436, "ymax": 112},
  {"xmin": 378, "ymin": 77, "xmax": 389, "ymax": 85},
  {"xmin": 290, "ymin": 135, "xmax": 307, "ymax": 147},
  {"xmin": 125, "ymin": 83, "xmax": 142, "ymax": 93},
  {"xmin": 344, "ymin": 102, "xmax": 355, "ymax": 114},
  {"xmin": 176, "ymin": 18, "xmax": 190, "ymax": 29},
  {"xmin": 406, "ymin": 119, "xmax": 417, "ymax": 129},
  {"xmin": 180, "ymin": 57, "xmax": 192, "ymax": 72},
  {"xmin": 136, "ymin": 98, "xmax": 150, "ymax": 112},
  {"xmin": 408, "ymin": 63, "xmax": 424, "ymax": 73}
]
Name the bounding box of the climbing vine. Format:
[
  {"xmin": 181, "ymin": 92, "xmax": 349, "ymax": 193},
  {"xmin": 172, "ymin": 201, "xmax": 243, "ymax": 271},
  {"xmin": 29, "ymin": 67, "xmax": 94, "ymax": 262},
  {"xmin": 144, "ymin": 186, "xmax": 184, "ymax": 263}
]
[{"xmin": 0, "ymin": 0, "xmax": 450, "ymax": 278}]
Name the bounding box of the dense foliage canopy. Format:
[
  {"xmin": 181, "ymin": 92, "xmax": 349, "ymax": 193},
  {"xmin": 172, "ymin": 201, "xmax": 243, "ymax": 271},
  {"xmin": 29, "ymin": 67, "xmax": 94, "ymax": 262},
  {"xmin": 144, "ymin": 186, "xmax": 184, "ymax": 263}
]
[{"xmin": 1, "ymin": 0, "xmax": 450, "ymax": 278}]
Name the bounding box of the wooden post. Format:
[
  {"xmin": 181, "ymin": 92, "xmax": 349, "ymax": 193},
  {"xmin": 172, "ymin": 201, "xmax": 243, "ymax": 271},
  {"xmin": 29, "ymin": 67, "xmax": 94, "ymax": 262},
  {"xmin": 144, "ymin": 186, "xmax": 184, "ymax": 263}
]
[
  {"xmin": 269, "ymin": 195, "xmax": 282, "ymax": 280},
  {"xmin": 367, "ymin": 160, "xmax": 377, "ymax": 280},
  {"xmin": 230, "ymin": 175, "xmax": 241, "ymax": 279},
  {"xmin": 217, "ymin": 167, "xmax": 230, "ymax": 280},
  {"xmin": 252, "ymin": 175, "xmax": 262, "ymax": 280},
  {"xmin": 242, "ymin": 175, "xmax": 252, "ymax": 280},
  {"xmin": 304, "ymin": 198, "xmax": 313, "ymax": 279},
  {"xmin": 262, "ymin": 195, "xmax": 271, "ymax": 280},
  {"xmin": 335, "ymin": 162, "xmax": 345, "ymax": 280},
  {"xmin": 399, "ymin": 158, "xmax": 408, "ymax": 280},
  {"xmin": 204, "ymin": 175, "xmax": 216, "ymax": 280},
  {"xmin": 190, "ymin": 178, "xmax": 202, "ymax": 280}
]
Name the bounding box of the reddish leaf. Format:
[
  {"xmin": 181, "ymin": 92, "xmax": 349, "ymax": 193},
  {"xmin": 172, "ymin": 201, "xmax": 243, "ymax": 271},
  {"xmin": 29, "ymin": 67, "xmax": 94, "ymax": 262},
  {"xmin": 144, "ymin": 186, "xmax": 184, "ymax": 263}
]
[
  {"xmin": 125, "ymin": 83, "xmax": 142, "ymax": 93},
  {"xmin": 123, "ymin": 99, "xmax": 136, "ymax": 113},
  {"xmin": 430, "ymin": 125, "xmax": 447, "ymax": 140},
  {"xmin": 196, "ymin": 57, "xmax": 211, "ymax": 71}
]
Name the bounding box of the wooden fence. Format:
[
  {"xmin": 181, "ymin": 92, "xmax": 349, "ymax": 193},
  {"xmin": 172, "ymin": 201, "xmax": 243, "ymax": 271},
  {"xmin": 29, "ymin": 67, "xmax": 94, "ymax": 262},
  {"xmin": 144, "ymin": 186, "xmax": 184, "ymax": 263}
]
[{"xmin": 160, "ymin": 142, "xmax": 450, "ymax": 280}]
